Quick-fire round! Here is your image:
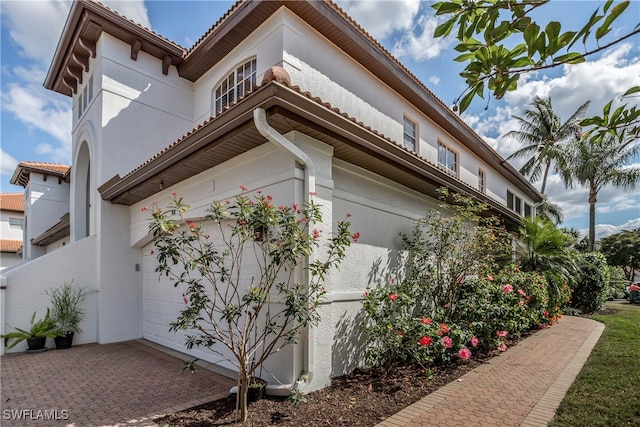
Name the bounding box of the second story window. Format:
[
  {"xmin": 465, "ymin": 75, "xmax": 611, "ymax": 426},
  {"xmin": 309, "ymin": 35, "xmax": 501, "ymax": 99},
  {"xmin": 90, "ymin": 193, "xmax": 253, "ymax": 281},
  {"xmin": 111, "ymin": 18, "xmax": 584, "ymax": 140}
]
[
  {"xmin": 403, "ymin": 117, "xmax": 417, "ymax": 151},
  {"xmin": 478, "ymin": 168, "xmax": 486, "ymax": 193},
  {"xmin": 214, "ymin": 59, "xmax": 256, "ymax": 116},
  {"xmin": 437, "ymin": 141, "xmax": 458, "ymax": 176},
  {"xmin": 9, "ymin": 217, "xmax": 24, "ymax": 230}
]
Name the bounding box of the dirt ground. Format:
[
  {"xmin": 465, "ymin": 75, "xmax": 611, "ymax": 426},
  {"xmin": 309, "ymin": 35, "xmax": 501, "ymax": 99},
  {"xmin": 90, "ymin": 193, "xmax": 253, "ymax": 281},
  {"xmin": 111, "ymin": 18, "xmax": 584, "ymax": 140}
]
[{"xmin": 156, "ymin": 344, "xmax": 507, "ymax": 427}]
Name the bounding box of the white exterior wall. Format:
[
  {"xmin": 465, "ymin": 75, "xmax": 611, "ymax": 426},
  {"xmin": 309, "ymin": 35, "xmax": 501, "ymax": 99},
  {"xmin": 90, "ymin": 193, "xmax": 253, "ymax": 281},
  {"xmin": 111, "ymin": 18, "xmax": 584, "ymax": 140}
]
[
  {"xmin": 276, "ymin": 9, "xmax": 534, "ymax": 211},
  {"xmin": 0, "ymin": 210, "xmax": 24, "ymax": 241},
  {"xmin": 23, "ymin": 175, "xmax": 70, "ymax": 261},
  {"xmin": 0, "ymin": 236, "xmax": 98, "ymax": 355},
  {"xmin": 132, "ymin": 140, "xmax": 306, "ymax": 386}
]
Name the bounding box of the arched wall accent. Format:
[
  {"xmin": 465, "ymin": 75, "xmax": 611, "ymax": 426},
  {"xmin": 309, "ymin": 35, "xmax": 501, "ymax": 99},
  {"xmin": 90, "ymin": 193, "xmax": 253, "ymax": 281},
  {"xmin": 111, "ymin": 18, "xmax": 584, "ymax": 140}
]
[{"xmin": 74, "ymin": 141, "xmax": 91, "ymax": 241}]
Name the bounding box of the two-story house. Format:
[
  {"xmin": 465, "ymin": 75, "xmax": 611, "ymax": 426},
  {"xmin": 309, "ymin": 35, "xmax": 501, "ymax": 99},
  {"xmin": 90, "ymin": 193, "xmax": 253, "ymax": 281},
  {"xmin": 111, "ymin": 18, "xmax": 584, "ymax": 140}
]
[
  {"xmin": 0, "ymin": 193, "xmax": 24, "ymax": 270},
  {"xmin": 0, "ymin": 0, "xmax": 541, "ymax": 392}
]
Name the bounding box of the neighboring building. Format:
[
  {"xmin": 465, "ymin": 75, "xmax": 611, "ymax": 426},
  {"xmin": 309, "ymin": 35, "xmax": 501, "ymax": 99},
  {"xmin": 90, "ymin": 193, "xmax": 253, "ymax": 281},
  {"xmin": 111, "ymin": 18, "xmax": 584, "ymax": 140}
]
[
  {"xmin": 0, "ymin": 193, "xmax": 24, "ymax": 270},
  {"xmin": 9, "ymin": 162, "xmax": 71, "ymax": 260},
  {"xmin": 0, "ymin": 0, "xmax": 542, "ymax": 391}
]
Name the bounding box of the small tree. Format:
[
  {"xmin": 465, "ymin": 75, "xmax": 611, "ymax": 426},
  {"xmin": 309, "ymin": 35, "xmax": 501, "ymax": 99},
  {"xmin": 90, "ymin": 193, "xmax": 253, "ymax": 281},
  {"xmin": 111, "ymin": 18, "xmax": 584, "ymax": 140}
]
[
  {"xmin": 600, "ymin": 228, "xmax": 640, "ymax": 283},
  {"xmin": 147, "ymin": 189, "xmax": 354, "ymax": 422},
  {"xmin": 571, "ymin": 252, "xmax": 610, "ymax": 313}
]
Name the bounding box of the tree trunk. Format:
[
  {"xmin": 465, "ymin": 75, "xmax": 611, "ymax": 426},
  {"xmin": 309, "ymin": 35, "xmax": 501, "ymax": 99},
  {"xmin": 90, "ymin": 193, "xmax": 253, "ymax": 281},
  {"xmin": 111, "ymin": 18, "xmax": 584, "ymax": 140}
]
[
  {"xmin": 588, "ymin": 186, "xmax": 597, "ymax": 252},
  {"xmin": 540, "ymin": 159, "xmax": 551, "ymax": 195},
  {"xmin": 238, "ymin": 373, "xmax": 249, "ymax": 422}
]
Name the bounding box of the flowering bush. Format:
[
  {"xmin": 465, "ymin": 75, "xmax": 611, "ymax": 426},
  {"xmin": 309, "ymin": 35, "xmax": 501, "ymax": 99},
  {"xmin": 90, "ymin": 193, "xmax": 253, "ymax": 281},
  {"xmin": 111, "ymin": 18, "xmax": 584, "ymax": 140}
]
[
  {"xmin": 361, "ymin": 190, "xmax": 556, "ymax": 367},
  {"xmin": 147, "ymin": 188, "xmax": 355, "ymax": 421}
]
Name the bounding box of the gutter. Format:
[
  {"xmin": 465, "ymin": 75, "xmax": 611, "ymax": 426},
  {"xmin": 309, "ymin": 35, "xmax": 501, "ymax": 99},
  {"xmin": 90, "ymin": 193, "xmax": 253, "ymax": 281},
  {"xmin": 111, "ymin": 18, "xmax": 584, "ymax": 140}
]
[{"xmin": 253, "ymin": 107, "xmax": 316, "ymax": 393}]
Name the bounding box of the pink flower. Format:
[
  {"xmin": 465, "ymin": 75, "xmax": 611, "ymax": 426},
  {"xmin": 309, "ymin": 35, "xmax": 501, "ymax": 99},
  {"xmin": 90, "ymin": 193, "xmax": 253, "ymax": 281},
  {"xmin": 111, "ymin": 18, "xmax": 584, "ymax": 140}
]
[
  {"xmin": 487, "ymin": 275, "xmax": 494, "ymax": 281},
  {"xmin": 240, "ymin": 185, "xmax": 248, "ymax": 192},
  {"xmin": 498, "ymin": 343, "xmax": 507, "ymax": 352},
  {"xmin": 140, "ymin": 206, "xmax": 149, "ymax": 212},
  {"xmin": 518, "ymin": 289, "xmax": 526, "ymax": 296},
  {"xmin": 172, "ymin": 192, "xmax": 177, "ymax": 197},
  {"xmin": 443, "ymin": 336, "xmax": 453, "ymax": 349},
  {"xmin": 313, "ymin": 228, "xmax": 322, "ymax": 238},
  {"xmin": 518, "ymin": 300, "xmax": 524, "ymax": 307},
  {"xmin": 456, "ymin": 277, "xmax": 464, "ymax": 284},
  {"xmin": 188, "ymin": 221, "xmax": 197, "ymax": 229},
  {"xmin": 182, "ymin": 293, "xmax": 188, "ymax": 305},
  {"xmin": 497, "ymin": 330, "xmax": 508, "ymax": 338},
  {"xmin": 420, "ymin": 336, "xmax": 432, "ymax": 346},
  {"xmin": 363, "ymin": 291, "xmax": 369, "ymax": 298},
  {"xmin": 502, "ymin": 284, "xmax": 514, "ymax": 294},
  {"xmin": 389, "ymin": 293, "xmax": 398, "ymax": 301},
  {"xmin": 352, "ymin": 232, "xmax": 361, "ymax": 242},
  {"xmin": 470, "ymin": 336, "xmax": 478, "ymax": 347},
  {"xmin": 540, "ymin": 323, "xmax": 547, "ymax": 330},
  {"xmin": 293, "ymin": 203, "xmax": 299, "ymax": 212},
  {"xmin": 397, "ymin": 330, "xmax": 404, "ymax": 336},
  {"xmin": 544, "ymin": 311, "xmax": 550, "ymax": 318},
  {"xmin": 421, "ymin": 317, "xmax": 432, "ymax": 325},
  {"xmin": 278, "ymin": 205, "xmax": 287, "ymax": 211},
  {"xmin": 458, "ymin": 348, "xmax": 471, "ymax": 360},
  {"xmin": 309, "ymin": 191, "xmax": 317, "ymax": 196},
  {"xmin": 439, "ymin": 323, "xmax": 450, "ymax": 334}
]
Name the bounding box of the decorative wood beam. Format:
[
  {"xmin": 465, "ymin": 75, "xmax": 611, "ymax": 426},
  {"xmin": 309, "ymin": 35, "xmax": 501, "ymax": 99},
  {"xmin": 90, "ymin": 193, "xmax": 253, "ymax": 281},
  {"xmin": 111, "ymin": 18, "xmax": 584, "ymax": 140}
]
[
  {"xmin": 62, "ymin": 76, "xmax": 77, "ymax": 95},
  {"xmin": 71, "ymin": 52, "xmax": 89, "ymax": 72},
  {"xmin": 131, "ymin": 39, "xmax": 142, "ymax": 60},
  {"xmin": 162, "ymin": 55, "xmax": 172, "ymax": 75},
  {"xmin": 66, "ymin": 65, "xmax": 83, "ymax": 85},
  {"xmin": 78, "ymin": 37, "xmax": 96, "ymax": 58}
]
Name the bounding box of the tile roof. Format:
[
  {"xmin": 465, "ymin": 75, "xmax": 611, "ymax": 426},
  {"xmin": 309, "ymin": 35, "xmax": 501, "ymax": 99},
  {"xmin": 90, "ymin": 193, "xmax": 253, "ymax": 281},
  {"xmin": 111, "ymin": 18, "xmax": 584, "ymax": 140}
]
[
  {"xmin": 10, "ymin": 162, "xmax": 71, "ymax": 187},
  {"xmin": 0, "ymin": 193, "xmax": 24, "ymax": 212},
  {"xmin": 0, "ymin": 240, "xmax": 22, "ymax": 253},
  {"xmin": 17, "ymin": 162, "xmax": 70, "ymax": 175}
]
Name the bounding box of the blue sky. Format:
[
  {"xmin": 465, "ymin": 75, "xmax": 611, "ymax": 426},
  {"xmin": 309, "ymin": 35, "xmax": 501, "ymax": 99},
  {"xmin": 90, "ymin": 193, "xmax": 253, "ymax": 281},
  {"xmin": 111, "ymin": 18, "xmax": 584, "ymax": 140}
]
[{"xmin": 1, "ymin": 0, "xmax": 639, "ymax": 239}]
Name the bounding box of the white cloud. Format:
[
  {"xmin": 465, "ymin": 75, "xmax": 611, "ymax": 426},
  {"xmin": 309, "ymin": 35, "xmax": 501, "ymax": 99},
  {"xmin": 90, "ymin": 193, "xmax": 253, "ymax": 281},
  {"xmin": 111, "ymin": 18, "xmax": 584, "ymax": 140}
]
[
  {"xmin": 1, "ymin": 0, "xmax": 150, "ymax": 166},
  {"xmin": 392, "ymin": 13, "xmax": 454, "ymax": 61},
  {"xmin": 336, "ymin": 0, "xmax": 421, "ymax": 40},
  {"xmin": 0, "ymin": 149, "xmax": 19, "ymax": 177},
  {"xmin": 580, "ymin": 217, "xmax": 640, "ymax": 241},
  {"xmin": 429, "ymin": 75, "xmax": 440, "ymax": 85}
]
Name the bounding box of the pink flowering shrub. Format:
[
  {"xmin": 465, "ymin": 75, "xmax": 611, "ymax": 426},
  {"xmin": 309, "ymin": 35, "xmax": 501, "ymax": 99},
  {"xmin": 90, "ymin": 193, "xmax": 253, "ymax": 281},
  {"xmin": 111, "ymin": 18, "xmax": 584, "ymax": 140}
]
[{"xmin": 148, "ymin": 189, "xmax": 354, "ymax": 421}]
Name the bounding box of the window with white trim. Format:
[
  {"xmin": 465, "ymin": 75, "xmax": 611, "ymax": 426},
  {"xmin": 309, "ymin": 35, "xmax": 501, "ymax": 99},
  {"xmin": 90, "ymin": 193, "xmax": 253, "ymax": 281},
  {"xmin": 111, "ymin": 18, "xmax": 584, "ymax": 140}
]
[
  {"xmin": 507, "ymin": 190, "xmax": 514, "ymax": 210},
  {"xmin": 478, "ymin": 168, "xmax": 486, "ymax": 193},
  {"xmin": 524, "ymin": 203, "xmax": 532, "ymax": 218},
  {"xmin": 437, "ymin": 141, "xmax": 458, "ymax": 176},
  {"xmin": 9, "ymin": 217, "xmax": 23, "ymax": 230},
  {"xmin": 213, "ymin": 59, "xmax": 256, "ymax": 116},
  {"xmin": 403, "ymin": 116, "xmax": 417, "ymax": 151}
]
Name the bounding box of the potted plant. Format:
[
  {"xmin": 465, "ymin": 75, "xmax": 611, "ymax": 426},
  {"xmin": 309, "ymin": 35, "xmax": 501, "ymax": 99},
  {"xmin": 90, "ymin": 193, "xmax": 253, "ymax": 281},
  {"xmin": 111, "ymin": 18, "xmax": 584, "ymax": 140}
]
[
  {"xmin": 1, "ymin": 309, "xmax": 60, "ymax": 352},
  {"xmin": 247, "ymin": 377, "xmax": 267, "ymax": 403},
  {"xmin": 45, "ymin": 281, "xmax": 97, "ymax": 349}
]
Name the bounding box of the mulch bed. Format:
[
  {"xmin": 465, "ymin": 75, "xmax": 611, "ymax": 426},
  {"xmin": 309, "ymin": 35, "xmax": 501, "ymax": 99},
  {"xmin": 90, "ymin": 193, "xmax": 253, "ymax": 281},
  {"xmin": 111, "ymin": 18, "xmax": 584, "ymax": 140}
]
[{"xmin": 156, "ymin": 336, "xmax": 526, "ymax": 427}]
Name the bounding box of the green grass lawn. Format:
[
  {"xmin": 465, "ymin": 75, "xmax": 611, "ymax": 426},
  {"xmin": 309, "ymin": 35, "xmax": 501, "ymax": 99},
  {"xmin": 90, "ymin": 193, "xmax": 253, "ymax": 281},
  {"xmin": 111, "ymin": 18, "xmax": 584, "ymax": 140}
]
[{"xmin": 550, "ymin": 302, "xmax": 640, "ymax": 426}]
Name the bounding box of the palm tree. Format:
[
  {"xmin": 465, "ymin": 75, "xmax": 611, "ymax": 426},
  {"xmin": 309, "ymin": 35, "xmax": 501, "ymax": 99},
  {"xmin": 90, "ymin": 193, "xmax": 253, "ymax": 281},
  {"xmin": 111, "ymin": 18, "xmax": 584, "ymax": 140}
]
[
  {"xmin": 505, "ymin": 96, "xmax": 590, "ymax": 194},
  {"xmin": 560, "ymin": 136, "xmax": 640, "ymax": 251},
  {"xmin": 536, "ymin": 197, "xmax": 564, "ymax": 225}
]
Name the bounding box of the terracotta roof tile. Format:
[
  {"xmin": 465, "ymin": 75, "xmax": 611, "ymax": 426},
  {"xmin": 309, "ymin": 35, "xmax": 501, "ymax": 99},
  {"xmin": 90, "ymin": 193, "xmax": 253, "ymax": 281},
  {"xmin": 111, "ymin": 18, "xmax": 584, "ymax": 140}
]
[
  {"xmin": 91, "ymin": 0, "xmax": 186, "ymax": 52},
  {"xmin": 17, "ymin": 162, "xmax": 70, "ymax": 175},
  {"xmin": 0, "ymin": 193, "xmax": 24, "ymax": 212},
  {"xmin": 0, "ymin": 240, "xmax": 22, "ymax": 253}
]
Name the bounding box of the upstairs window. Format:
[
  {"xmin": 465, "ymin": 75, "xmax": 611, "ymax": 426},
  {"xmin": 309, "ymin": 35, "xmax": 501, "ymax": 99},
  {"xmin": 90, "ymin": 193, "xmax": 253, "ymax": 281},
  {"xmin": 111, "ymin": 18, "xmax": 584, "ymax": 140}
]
[
  {"xmin": 9, "ymin": 217, "xmax": 24, "ymax": 230},
  {"xmin": 437, "ymin": 141, "xmax": 458, "ymax": 176},
  {"xmin": 403, "ymin": 116, "xmax": 417, "ymax": 151},
  {"xmin": 507, "ymin": 190, "xmax": 514, "ymax": 210},
  {"xmin": 214, "ymin": 59, "xmax": 256, "ymax": 116},
  {"xmin": 524, "ymin": 203, "xmax": 532, "ymax": 218},
  {"xmin": 478, "ymin": 168, "xmax": 486, "ymax": 193}
]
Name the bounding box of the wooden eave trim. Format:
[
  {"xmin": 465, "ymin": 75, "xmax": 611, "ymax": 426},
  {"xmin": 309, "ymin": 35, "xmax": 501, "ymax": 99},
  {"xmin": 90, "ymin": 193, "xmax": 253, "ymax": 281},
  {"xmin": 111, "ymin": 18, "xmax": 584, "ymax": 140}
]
[
  {"xmin": 31, "ymin": 213, "xmax": 71, "ymax": 247},
  {"xmin": 98, "ymin": 81, "xmax": 523, "ymax": 226},
  {"xmin": 45, "ymin": 0, "xmax": 185, "ymax": 96}
]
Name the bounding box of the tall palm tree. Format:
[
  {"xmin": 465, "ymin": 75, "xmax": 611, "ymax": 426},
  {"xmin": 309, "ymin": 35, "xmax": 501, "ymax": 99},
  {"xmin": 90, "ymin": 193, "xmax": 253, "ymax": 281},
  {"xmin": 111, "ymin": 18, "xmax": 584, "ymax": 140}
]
[
  {"xmin": 560, "ymin": 136, "xmax": 640, "ymax": 251},
  {"xmin": 505, "ymin": 96, "xmax": 590, "ymax": 194}
]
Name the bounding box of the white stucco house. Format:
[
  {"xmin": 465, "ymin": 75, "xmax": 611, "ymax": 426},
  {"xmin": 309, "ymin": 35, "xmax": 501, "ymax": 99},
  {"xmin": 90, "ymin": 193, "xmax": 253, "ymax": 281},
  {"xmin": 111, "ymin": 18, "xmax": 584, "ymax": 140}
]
[
  {"xmin": 0, "ymin": 193, "xmax": 25, "ymax": 271},
  {"xmin": 0, "ymin": 0, "xmax": 542, "ymax": 392}
]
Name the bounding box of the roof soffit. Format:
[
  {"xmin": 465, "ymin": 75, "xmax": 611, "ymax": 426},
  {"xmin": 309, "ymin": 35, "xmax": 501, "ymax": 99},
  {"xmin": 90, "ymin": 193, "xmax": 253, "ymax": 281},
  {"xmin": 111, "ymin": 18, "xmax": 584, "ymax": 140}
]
[{"xmin": 45, "ymin": 0, "xmax": 186, "ymax": 97}]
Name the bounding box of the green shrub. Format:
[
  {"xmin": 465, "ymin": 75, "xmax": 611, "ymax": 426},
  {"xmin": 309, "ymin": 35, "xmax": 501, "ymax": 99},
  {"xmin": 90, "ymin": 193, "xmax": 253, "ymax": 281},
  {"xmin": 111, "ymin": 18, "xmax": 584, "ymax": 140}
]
[{"xmin": 570, "ymin": 252, "xmax": 609, "ymax": 313}]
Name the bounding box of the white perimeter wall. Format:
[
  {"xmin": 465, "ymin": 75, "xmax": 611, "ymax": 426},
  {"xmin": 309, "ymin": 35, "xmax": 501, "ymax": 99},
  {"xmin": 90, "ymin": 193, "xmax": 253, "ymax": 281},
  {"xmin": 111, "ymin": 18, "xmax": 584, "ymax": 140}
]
[{"xmin": 0, "ymin": 236, "xmax": 98, "ymax": 355}]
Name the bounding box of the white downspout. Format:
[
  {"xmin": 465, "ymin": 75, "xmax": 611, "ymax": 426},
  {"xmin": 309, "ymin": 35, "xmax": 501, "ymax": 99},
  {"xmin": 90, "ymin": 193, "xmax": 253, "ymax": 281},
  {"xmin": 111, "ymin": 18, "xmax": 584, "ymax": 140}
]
[{"xmin": 253, "ymin": 108, "xmax": 316, "ymax": 395}]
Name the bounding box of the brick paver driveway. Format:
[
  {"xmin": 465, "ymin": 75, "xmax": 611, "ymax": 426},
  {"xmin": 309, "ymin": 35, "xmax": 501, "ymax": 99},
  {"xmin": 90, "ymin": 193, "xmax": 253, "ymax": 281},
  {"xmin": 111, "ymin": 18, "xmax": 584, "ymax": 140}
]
[{"xmin": 1, "ymin": 340, "xmax": 235, "ymax": 426}]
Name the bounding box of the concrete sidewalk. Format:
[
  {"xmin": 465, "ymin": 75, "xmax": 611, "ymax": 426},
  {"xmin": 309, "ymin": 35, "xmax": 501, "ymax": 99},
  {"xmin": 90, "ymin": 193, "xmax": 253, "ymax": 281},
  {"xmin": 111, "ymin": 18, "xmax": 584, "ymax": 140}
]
[{"xmin": 376, "ymin": 315, "xmax": 604, "ymax": 427}]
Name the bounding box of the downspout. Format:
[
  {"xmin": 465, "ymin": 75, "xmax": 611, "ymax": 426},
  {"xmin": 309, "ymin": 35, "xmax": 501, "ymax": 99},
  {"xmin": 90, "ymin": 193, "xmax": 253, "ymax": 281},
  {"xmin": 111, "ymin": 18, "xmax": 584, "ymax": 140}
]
[{"xmin": 253, "ymin": 108, "xmax": 316, "ymax": 395}]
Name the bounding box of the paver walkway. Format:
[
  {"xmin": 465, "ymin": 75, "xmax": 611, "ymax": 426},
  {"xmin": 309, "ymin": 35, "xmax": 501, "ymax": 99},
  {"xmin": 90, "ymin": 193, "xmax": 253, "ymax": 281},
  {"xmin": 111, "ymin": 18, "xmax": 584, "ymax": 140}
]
[
  {"xmin": 377, "ymin": 315, "xmax": 604, "ymax": 427},
  {"xmin": 0, "ymin": 340, "xmax": 234, "ymax": 426}
]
